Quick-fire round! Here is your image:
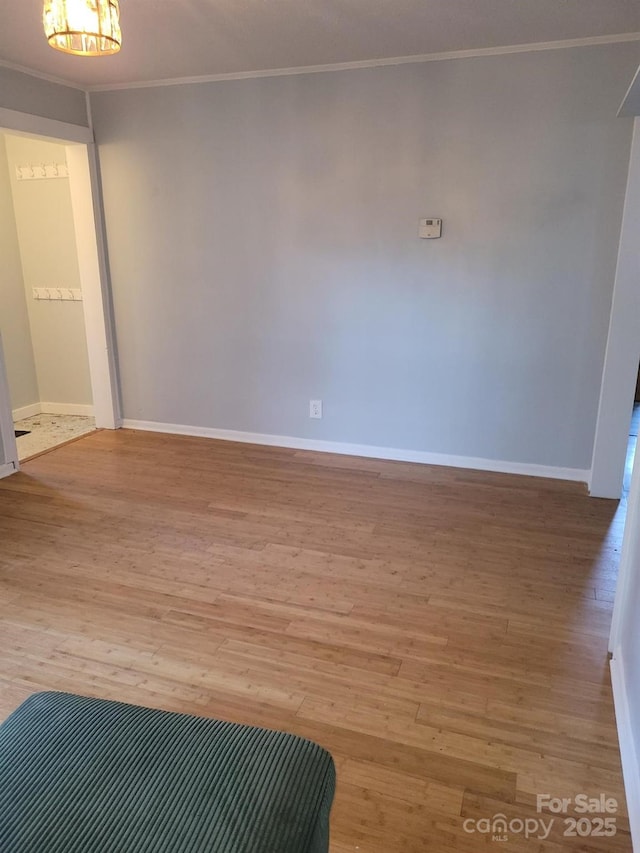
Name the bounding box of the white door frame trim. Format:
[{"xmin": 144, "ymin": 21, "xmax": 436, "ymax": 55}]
[
  {"xmin": 609, "ymin": 432, "xmax": 640, "ymax": 654},
  {"xmin": 590, "ymin": 118, "xmax": 640, "ymax": 499},
  {"xmin": 0, "ymin": 107, "xmax": 92, "ymax": 144},
  {"xmin": 0, "ymin": 109, "xmax": 120, "ymax": 431},
  {"xmin": 610, "ymin": 421, "xmax": 640, "ymax": 651},
  {"xmin": 0, "ymin": 333, "xmax": 19, "ymax": 475},
  {"xmin": 66, "ymin": 143, "xmax": 120, "ymax": 428}
]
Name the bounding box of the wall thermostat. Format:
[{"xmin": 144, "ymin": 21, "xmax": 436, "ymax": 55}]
[{"xmin": 419, "ymin": 218, "xmax": 442, "ymax": 239}]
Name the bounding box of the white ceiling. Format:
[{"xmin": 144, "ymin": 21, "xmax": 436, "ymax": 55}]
[{"xmin": 0, "ymin": 0, "xmax": 638, "ymax": 89}]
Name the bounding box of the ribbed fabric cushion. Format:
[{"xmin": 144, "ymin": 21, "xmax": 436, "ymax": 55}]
[{"xmin": 0, "ymin": 692, "xmax": 336, "ymax": 852}]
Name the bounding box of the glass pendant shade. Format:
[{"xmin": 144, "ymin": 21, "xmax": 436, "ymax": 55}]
[{"xmin": 43, "ymin": 0, "xmax": 121, "ymax": 56}]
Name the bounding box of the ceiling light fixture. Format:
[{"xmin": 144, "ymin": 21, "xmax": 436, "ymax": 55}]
[{"xmin": 43, "ymin": 0, "xmax": 121, "ymax": 57}]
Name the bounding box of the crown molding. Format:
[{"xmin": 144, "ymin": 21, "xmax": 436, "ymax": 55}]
[
  {"xmin": 0, "ymin": 58, "xmax": 85, "ymax": 91},
  {"xmin": 87, "ymin": 32, "xmax": 640, "ymax": 93},
  {"xmin": 1, "ymin": 32, "xmax": 637, "ymax": 96}
]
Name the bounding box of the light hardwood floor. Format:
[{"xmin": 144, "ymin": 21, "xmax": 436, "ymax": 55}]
[{"xmin": 0, "ymin": 429, "xmax": 631, "ymax": 852}]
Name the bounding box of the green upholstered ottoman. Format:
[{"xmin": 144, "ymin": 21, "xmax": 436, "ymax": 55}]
[{"xmin": 0, "ymin": 692, "xmax": 336, "ymax": 852}]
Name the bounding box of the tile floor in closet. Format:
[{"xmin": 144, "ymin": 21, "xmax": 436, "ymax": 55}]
[{"xmin": 14, "ymin": 413, "xmax": 96, "ymax": 461}]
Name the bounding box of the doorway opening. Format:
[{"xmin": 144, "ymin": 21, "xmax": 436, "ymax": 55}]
[
  {"xmin": 590, "ymin": 119, "xmax": 640, "ymax": 500},
  {"xmin": 0, "ymin": 109, "xmax": 119, "ymax": 476},
  {"xmin": 623, "ymin": 364, "xmax": 640, "ymax": 496},
  {"xmin": 1, "ymin": 132, "xmax": 96, "ymax": 461}
]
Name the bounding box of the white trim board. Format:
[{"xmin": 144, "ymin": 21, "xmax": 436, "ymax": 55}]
[
  {"xmin": 12, "ymin": 403, "xmax": 41, "ymax": 421},
  {"xmin": 66, "ymin": 143, "xmax": 121, "ymax": 429},
  {"xmin": 41, "ymin": 402, "xmax": 94, "ymax": 417},
  {"xmin": 1, "ymin": 32, "xmax": 638, "ymax": 96},
  {"xmin": 122, "ymin": 418, "xmax": 589, "ymax": 483},
  {"xmin": 619, "ymin": 64, "xmax": 640, "ymax": 116},
  {"xmin": 610, "ymin": 652, "xmax": 640, "ymax": 851},
  {"xmin": 0, "ymin": 107, "xmax": 92, "ymax": 144},
  {"xmin": 590, "ymin": 119, "xmax": 640, "ymax": 498},
  {"xmin": 0, "ymin": 462, "xmax": 17, "ymax": 480},
  {"xmin": 13, "ymin": 402, "xmax": 95, "ymax": 420},
  {"xmin": 0, "ymin": 333, "xmax": 19, "ymax": 471},
  {"xmin": 0, "ymin": 58, "xmax": 85, "ymax": 91},
  {"xmin": 85, "ymin": 33, "xmax": 640, "ymax": 92}
]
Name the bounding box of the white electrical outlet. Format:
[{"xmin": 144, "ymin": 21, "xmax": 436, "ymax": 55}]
[
  {"xmin": 310, "ymin": 400, "xmax": 323, "ymax": 419},
  {"xmin": 419, "ymin": 218, "xmax": 442, "ymax": 239}
]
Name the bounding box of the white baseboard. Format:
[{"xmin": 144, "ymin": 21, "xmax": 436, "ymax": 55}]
[
  {"xmin": 13, "ymin": 402, "xmax": 94, "ymax": 420},
  {"xmin": 0, "ymin": 462, "xmax": 17, "ymax": 480},
  {"xmin": 610, "ymin": 652, "xmax": 640, "ymax": 851},
  {"xmin": 40, "ymin": 402, "xmax": 94, "ymax": 417},
  {"xmin": 121, "ymin": 418, "xmax": 590, "ymax": 483},
  {"xmin": 12, "ymin": 402, "xmax": 41, "ymax": 421}
]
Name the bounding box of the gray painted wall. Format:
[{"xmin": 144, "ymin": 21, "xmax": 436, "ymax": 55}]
[
  {"xmin": 0, "ymin": 134, "xmax": 39, "ymax": 411},
  {"xmin": 0, "ymin": 67, "xmax": 88, "ymax": 127},
  {"xmin": 91, "ymin": 43, "xmax": 637, "ymax": 469},
  {"xmin": 4, "ymin": 135, "xmax": 93, "ymax": 407}
]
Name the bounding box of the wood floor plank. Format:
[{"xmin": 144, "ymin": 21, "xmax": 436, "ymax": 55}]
[{"xmin": 0, "ymin": 428, "xmax": 632, "ymax": 851}]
